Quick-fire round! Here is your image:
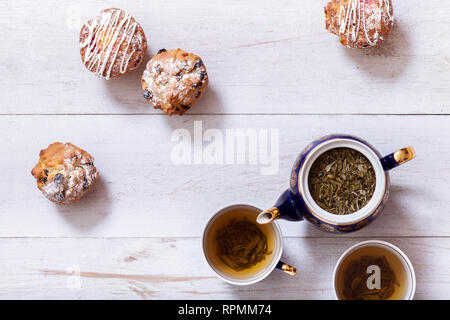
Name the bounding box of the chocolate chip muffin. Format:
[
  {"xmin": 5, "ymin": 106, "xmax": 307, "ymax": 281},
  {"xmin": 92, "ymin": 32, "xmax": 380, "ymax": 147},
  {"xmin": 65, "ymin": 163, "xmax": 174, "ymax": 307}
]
[
  {"xmin": 325, "ymin": 0, "xmax": 394, "ymax": 48},
  {"xmin": 79, "ymin": 8, "xmax": 147, "ymax": 79},
  {"xmin": 141, "ymin": 48, "xmax": 209, "ymax": 115},
  {"xmin": 31, "ymin": 142, "xmax": 99, "ymax": 204}
]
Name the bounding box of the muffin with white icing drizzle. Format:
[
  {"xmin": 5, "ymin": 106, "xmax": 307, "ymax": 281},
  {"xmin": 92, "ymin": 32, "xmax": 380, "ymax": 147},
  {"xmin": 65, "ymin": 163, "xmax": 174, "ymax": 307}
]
[
  {"xmin": 31, "ymin": 142, "xmax": 99, "ymax": 204},
  {"xmin": 79, "ymin": 8, "xmax": 147, "ymax": 79},
  {"xmin": 141, "ymin": 48, "xmax": 209, "ymax": 115},
  {"xmin": 325, "ymin": 0, "xmax": 394, "ymax": 48}
]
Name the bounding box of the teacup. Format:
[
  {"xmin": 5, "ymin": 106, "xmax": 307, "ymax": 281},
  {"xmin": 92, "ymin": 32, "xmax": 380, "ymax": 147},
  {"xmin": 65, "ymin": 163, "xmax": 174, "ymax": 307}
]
[
  {"xmin": 202, "ymin": 204, "xmax": 296, "ymax": 285},
  {"xmin": 333, "ymin": 240, "xmax": 416, "ymax": 300},
  {"xmin": 257, "ymin": 134, "xmax": 416, "ymax": 233}
]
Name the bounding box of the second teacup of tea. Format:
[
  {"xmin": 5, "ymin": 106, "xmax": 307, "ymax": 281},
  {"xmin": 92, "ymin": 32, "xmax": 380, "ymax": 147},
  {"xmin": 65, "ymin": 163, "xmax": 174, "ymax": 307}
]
[
  {"xmin": 202, "ymin": 204, "xmax": 295, "ymax": 285},
  {"xmin": 333, "ymin": 240, "xmax": 416, "ymax": 300}
]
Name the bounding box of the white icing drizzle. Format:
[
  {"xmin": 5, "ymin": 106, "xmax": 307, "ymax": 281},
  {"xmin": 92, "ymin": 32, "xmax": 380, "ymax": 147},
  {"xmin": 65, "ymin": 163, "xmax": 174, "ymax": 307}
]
[
  {"xmin": 80, "ymin": 9, "xmax": 138, "ymax": 79},
  {"xmin": 338, "ymin": 0, "xmax": 393, "ymax": 46}
]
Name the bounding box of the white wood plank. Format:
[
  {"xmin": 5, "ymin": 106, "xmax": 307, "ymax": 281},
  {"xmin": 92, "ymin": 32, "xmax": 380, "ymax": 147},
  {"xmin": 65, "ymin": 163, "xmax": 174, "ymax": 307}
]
[
  {"xmin": 0, "ymin": 0, "xmax": 449, "ymax": 115},
  {"xmin": 0, "ymin": 114, "xmax": 448, "ymax": 237},
  {"xmin": 0, "ymin": 237, "xmax": 448, "ymax": 299}
]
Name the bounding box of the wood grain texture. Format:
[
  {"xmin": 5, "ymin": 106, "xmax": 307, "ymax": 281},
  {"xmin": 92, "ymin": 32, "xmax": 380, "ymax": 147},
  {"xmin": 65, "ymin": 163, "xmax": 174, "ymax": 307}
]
[
  {"xmin": 0, "ymin": 0, "xmax": 449, "ymax": 114},
  {"xmin": 0, "ymin": 237, "xmax": 448, "ymax": 300},
  {"xmin": 0, "ymin": 0, "xmax": 449, "ymax": 300},
  {"xmin": 0, "ymin": 115, "xmax": 448, "ymax": 237}
]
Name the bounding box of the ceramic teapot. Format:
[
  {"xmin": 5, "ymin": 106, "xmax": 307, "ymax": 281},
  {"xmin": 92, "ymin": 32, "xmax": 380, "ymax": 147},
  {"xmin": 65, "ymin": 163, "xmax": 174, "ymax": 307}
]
[{"xmin": 257, "ymin": 134, "xmax": 415, "ymax": 233}]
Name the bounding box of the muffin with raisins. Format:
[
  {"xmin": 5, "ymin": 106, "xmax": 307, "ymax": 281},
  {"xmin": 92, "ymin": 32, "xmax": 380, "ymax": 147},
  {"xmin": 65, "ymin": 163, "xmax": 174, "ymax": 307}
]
[
  {"xmin": 31, "ymin": 142, "xmax": 99, "ymax": 204},
  {"xmin": 141, "ymin": 49, "xmax": 209, "ymax": 115}
]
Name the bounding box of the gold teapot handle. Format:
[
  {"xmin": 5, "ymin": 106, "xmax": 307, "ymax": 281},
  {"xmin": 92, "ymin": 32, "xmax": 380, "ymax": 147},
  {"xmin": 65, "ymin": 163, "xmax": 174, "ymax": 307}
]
[
  {"xmin": 381, "ymin": 146, "xmax": 416, "ymax": 170},
  {"xmin": 394, "ymin": 147, "xmax": 416, "ymax": 164}
]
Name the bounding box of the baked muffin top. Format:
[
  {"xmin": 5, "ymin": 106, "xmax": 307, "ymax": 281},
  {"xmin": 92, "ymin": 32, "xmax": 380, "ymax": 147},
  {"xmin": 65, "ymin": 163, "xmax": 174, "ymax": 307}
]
[
  {"xmin": 79, "ymin": 8, "xmax": 147, "ymax": 79},
  {"xmin": 31, "ymin": 142, "xmax": 98, "ymax": 204},
  {"xmin": 141, "ymin": 48, "xmax": 209, "ymax": 115},
  {"xmin": 325, "ymin": 0, "xmax": 394, "ymax": 48}
]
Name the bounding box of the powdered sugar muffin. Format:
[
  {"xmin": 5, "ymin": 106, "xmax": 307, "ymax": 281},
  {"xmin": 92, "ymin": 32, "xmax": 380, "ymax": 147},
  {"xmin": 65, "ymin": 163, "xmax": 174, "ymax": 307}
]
[
  {"xmin": 141, "ymin": 48, "xmax": 209, "ymax": 115},
  {"xmin": 325, "ymin": 0, "xmax": 394, "ymax": 48},
  {"xmin": 31, "ymin": 142, "xmax": 99, "ymax": 204},
  {"xmin": 79, "ymin": 8, "xmax": 147, "ymax": 79}
]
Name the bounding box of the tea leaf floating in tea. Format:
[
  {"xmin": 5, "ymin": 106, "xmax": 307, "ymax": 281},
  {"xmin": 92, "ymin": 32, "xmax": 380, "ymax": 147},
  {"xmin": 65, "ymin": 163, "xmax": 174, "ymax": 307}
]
[
  {"xmin": 308, "ymin": 148, "xmax": 376, "ymax": 215},
  {"xmin": 343, "ymin": 256, "xmax": 399, "ymax": 300},
  {"xmin": 215, "ymin": 218, "xmax": 271, "ymax": 272}
]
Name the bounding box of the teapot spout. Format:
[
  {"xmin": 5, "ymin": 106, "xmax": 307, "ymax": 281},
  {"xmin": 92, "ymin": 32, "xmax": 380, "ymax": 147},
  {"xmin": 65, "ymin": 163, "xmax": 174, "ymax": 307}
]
[
  {"xmin": 256, "ymin": 207, "xmax": 280, "ymax": 224},
  {"xmin": 257, "ymin": 189, "xmax": 304, "ymax": 224}
]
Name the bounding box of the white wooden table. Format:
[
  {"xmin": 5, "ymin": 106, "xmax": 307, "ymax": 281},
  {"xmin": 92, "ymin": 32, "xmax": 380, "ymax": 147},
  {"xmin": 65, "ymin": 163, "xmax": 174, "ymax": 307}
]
[{"xmin": 0, "ymin": 0, "xmax": 449, "ymax": 299}]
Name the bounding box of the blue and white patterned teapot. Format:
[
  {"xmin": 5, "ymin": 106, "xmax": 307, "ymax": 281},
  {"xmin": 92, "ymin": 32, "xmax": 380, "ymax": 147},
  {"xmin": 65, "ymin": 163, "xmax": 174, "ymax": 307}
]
[{"xmin": 257, "ymin": 134, "xmax": 415, "ymax": 233}]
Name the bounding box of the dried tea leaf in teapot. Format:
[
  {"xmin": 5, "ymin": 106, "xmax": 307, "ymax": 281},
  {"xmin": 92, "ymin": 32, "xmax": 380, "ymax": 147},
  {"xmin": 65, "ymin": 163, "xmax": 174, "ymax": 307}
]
[
  {"xmin": 342, "ymin": 255, "xmax": 399, "ymax": 300},
  {"xmin": 215, "ymin": 217, "xmax": 271, "ymax": 272},
  {"xmin": 308, "ymin": 148, "xmax": 376, "ymax": 215}
]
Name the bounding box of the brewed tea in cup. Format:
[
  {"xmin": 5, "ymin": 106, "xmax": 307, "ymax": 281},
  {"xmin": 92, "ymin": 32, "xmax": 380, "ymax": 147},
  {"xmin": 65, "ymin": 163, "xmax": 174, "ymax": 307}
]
[
  {"xmin": 202, "ymin": 204, "xmax": 295, "ymax": 285},
  {"xmin": 333, "ymin": 240, "xmax": 416, "ymax": 300}
]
